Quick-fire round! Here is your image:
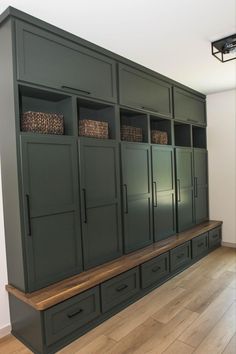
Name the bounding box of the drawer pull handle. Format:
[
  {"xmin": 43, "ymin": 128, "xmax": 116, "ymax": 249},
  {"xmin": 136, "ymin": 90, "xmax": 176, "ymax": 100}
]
[
  {"xmin": 152, "ymin": 265, "xmax": 161, "ymax": 273},
  {"xmin": 177, "ymin": 253, "xmax": 185, "ymax": 259},
  {"xmin": 61, "ymin": 85, "xmax": 91, "ymax": 95},
  {"xmin": 67, "ymin": 308, "xmax": 83, "ymax": 318},
  {"xmin": 197, "ymin": 242, "xmax": 204, "ymax": 248},
  {"xmin": 212, "ymin": 234, "xmax": 219, "ymax": 239},
  {"xmin": 116, "ymin": 284, "xmax": 128, "ymax": 292}
]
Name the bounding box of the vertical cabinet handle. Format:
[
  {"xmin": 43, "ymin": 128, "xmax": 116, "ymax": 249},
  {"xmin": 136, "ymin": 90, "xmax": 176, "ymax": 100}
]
[
  {"xmin": 194, "ymin": 177, "xmax": 198, "ymax": 198},
  {"xmin": 82, "ymin": 188, "xmax": 88, "ymax": 223},
  {"xmin": 26, "ymin": 194, "xmax": 32, "ymax": 236},
  {"xmin": 123, "ymin": 184, "xmax": 128, "ymax": 214},
  {"xmin": 153, "ymin": 181, "xmax": 158, "ymax": 207},
  {"xmin": 177, "ymin": 179, "xmax": 181, "ymax": 202}
]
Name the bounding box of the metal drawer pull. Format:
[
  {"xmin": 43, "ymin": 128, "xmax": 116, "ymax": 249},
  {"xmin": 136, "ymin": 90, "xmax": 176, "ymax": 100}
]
[
  {"xmin": 177, "ymin": 253, "xmax": 185, "ymax": 259},
  {"xmin": 177, "ymin": 179, "xmax": 181, "ymax": 202},
  {"xmin": 141, "ymin": 106, "xmax": 159, "ymax": 113},
  {"xmin": 123, "ymin": 184, "xmax": 128, "ymax": 214},
  {"xmin": 212, "ymin": 234, "xmax": 219, "ymax": 239},
  {"xmin": 116, "ymin": 284, "xmax": 128, "ymax": 292},
  {"xmin": 82, "ymin": 188, "xmax": 88, "ymax": 223},
  {"xmin": 153, "ymin": 181, "xmax": 158, "ymax": 207},
  {"xmin": 26, "ymin": 194, "xmax": 32, "ymax": 236},
  {"xmin": 194, "ymin": 177, "xmax": 198, "ymax": 198},
  {"xmin": 152, "ymin": 265, "xmax": 161, "ymax": 273},
  {"xmin": 197, "ymin": 242, "xmax": 204, "ymax": 247},
  {"xmin": 67, "ymin": 308, "xmax": 83, "ymax": 318},
  {"xmin": 61, "ymin": 85, "xmax": 91, "ymax": 95}
]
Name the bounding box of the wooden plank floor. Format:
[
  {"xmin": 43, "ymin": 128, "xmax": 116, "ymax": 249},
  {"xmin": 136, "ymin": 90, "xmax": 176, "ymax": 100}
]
[{"xmin": 1, "ymin": 246, "xmax": 236, "ymax": 354}]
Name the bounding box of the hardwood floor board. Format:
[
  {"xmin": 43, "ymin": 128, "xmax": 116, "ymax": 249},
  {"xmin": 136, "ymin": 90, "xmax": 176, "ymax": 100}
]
[
  {"xmin": 162, "ymin": 339, "xmax": 195, "ymax": 354},
  {"xmin": 223, "ymin": 333, "xmax": 236, "ymax": 354},
  {"xmin": 70, "ymin": 334, "xmax": 116, "ymax": 354},
  {"xmin": 194, "ymin": 301, "xmax": 236, "ymax": 354},
  {"xmin": 179, "ymin": 287, "xmax": 236, "ymax": 348}
]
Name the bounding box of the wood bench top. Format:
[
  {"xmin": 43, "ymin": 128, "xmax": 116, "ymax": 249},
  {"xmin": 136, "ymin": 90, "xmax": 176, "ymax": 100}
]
[{"xmin": 6, "ymin": 220, "xmax": 222, "ymax": 311}]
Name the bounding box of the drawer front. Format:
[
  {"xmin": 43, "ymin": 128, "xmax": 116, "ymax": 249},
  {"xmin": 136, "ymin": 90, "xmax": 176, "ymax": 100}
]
[
  {"xmin": 141, "ymin": 252, "xmax": 170, "ymax": 289},
  {"xmin": 16, "ymin": 21, "xmax": 117, "ymax": 103},
  {"xmin": 170, "ymin": 241, "xmax": 191, "ymax": 272},
  {"xmin": 119, "ymin": 64, "xmax": 172, "ymax": 118},
  {"xmin": 101, "ymin": 267, "xmax": 140, "ymax": 312},
  {"xmin": 209, "ymin": 227, "xmax": 221, "ymax": 248},
  {"xmin": 44, "ymin": 287, "xmax": 100, "ymax": 345},
  {"xmin": 192, "ymin": 233, "xmax": 208, "ymax": 258}
]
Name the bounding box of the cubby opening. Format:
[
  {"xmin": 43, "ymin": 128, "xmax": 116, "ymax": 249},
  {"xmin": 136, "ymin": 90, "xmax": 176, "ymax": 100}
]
[
  {"xmin": 150, "ymin": 116, "xmax": 172, "ymax": 145},
  {"xmin": 19, "ymin": 85, "xmax": 74, "ymax": 135},
  {"xmin": 174, "ymin": 122, "xmax": 191, "ymax": 147},
  {"xmin": 77, "ymin": 98, "xmax": 116, "ymax": 140},
  {"xmin": 120, "ymin": 108, "xmax": 148, "ymax": 143},
  {"xmin": 192, "ymin": 126, "xmax": 207, "ymax": 149}
]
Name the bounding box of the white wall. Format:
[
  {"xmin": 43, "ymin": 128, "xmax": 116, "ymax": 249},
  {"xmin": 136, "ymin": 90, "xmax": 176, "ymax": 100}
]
[{"xmin": 207, "ymin": 89, "xmax": 236, "ymax": 245}]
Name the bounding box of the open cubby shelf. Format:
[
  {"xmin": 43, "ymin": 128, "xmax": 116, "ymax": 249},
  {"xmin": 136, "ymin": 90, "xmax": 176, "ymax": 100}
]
[
  {"xmin": 120, "ymin": 108, "xmax": 148, "ymax": 143},
  {"xmin": 192, "ymin": 126, "xmax": 207, "ymax": 148},
  {"xmin": 150, "ymin": 116, "xmax": 172, "ymax": 145},
  {"xmin": 77, "ymin": 98, "xmax": 116, "ymax": 140},
  {"xmin": 19, "ymin": 85, "xmax": 74, "ymax": 135},
  {"xmin": 174, "ymin": 122, "xmax": 191, "ymax": 147}
]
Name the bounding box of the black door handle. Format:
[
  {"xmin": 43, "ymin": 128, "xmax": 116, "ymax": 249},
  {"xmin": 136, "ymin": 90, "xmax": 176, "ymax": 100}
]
[
  {"xmin": 197, "ymin": 242, "xmax": 204, "ymax": 248},
  {"xmin": 152, "ymin": 265, "xmax": 161, "ymax": 273},
  {"xmin": 177, "ymin": 179, "xmax": 181, "ymax": 202},
  {"xmin": 26, "ymin": 194, "xmax": 32, "ymax": 236},
  {"xmin": 82, "ymin": 188, "xmax": 88, "ymax": 223},
  {"xmin": 177, "ymin": 253, "xmax": 185, "ymax": 259},
  {"xmin": 67, "ymin": 308, "xmax": 83, "ymax": 318},
  {"xmin": 116, "ymin": 284, "xmax": 128, "ymax": 292},
  {"xmin": 153, "ymin": 181, "xmax": 157, "ymax": 207},
  {"xmin": 194, "ymin": 177, "xmax": 198, "ymax": 198},
  {"xmin": 123, "ymin": 184, "xmax": 128, "ymax": 214},
  {"xmin": 61, "ymin": 85, "xmax": 91, "ymax": 95}
]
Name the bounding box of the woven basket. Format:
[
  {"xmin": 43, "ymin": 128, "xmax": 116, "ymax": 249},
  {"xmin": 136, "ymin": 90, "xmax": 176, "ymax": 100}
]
[
  {"xmin": 79, "ymin": 119, "xmax": 109, "ymax": 139},
  {"xmin": 151, "ymin": 130, "xmax": 168, "ymax": 144},
  {"xmin": 121, "ymin": 125, "xmax": 143, "ymax": 142},
  {"xmin": 21, "ymin": 111, "xmax": 64, "ymax": 135}
]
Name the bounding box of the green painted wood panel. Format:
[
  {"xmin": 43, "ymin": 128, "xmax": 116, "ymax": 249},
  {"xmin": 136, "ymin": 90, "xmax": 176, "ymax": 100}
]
[
  {"xmin": 15, "ymin": 21, "xmax": 117, "ymax": 102},
  {"xmin": 193, "ymin": 149, "xmax": 208, "ymax": 224},
  {"xmin": 152, "ymin": 146, "xmax": 176, "ymax": 241},
  {"xmin": 79, "ymin": 138, "xmax": 122, "ymax": 269},
  {"xmin": 119, "ymin": 64, "xmax": 172, "ymax": 118},
  {"xmin": 20, "ymin": 135, "xmax": 83, "ymax": 291},
  {"xmin": 121, "ymin": 142, "xmax": 153, "ymax": 253}
]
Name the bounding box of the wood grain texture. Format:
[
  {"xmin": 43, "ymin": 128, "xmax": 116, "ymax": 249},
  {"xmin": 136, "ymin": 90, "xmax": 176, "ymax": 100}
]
[{"xmin": 6, "ymin": 220, "xmax": 222, "ymax": 310}]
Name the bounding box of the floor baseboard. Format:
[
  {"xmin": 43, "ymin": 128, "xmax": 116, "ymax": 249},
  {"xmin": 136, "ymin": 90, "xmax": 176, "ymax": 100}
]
[
  {"xmin": 0, "ymin": 325, "xmax": 11, "ymax": 339},
  {"xmin": 222, "ymin": 241, "xmax": 236, "ymax": 248}
]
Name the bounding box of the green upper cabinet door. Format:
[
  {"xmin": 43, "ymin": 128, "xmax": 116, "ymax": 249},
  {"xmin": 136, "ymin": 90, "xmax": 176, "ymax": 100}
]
[
  {"xmin": 79, "ymin": 139, "xmax": 122, "ymax": 269},
  {"xmin": 121, "ymin": 142, "xmax": 153, "ymax": 253},
  {"xmin": 20, "ymin": 135, "xmax": 83, "ymax": 292},
  {"xmin": 173, "ymin": 87, "xmax": 206, "ymax": 125},
  {"xmin": 175, "ymin": 148, "xmax": 195, "ymax": 232},
  {"xmin": 15, "ymin": 21, "xmax": 117, "ymax": 102},
  {"xmin": 152, "ymin": 146, "xmax": 176, "ymax": 241},
  {"xmin": 118, "ymin": 64, "xmax": 172, "ymax": 118},
  {"xmin": 193, "ymin": 149, "xmax": 208, "ymax": 224}
]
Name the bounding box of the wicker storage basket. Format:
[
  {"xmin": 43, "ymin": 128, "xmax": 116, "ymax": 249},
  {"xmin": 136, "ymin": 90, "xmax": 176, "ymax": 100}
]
[
  {"xmin": 121, "ymin": 125, "xmax": 143, "ymax": 142},
  {"xmin": 79, "ymin": 119, "xmax": 109, "ymax": 139},
  {"xmin": 21, "ymin": 111, "xmax": 64, "ymax": 135},
  {"xmin": 151, "ymin": 130, "xmax": 168, "ymax": 144}
]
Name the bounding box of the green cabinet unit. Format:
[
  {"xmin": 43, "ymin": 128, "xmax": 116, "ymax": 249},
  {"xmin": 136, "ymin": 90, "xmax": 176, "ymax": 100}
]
[
  {"xmin": 119, "ymin": 64, "xmax": 172, "ymax": 118},
  {"xmin": 151, "ymin": 146, "xmax": 176, "ymax": 241},
  {"xmin": 193, "ymin": 149, "xmax": 208, "ymax": 223},
  {"xmin": 175, "ymin": 148, "xmax": 195, "ymax": 232},
  {"xmin": 20, "ymin": 135, "xmax": 83, "ymax": 291},
  {"xmin": 15, "ymin": 21, "xmax": 117, "ymax": 102},
  {"xmin": 121, "ymin": 143, "xmax": 153, "ymax": 253},
  {"xmin": 173, "ymin": 87, "xmax": 206, "ymax": 125},
  {"xmin": 79, "ymin": 138, "xmax": 122, "ymax": 269}
]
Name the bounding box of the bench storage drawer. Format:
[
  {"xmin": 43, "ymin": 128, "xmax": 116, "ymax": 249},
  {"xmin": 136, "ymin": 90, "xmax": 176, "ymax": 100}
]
[
  {"xmin": 209, "ymin": 227, "xmax": 221, "ymax": 248},
  {"xmin": 141, "ymin": 252, "xmax": 170, "ymax": 289},
  {"xmin": 170, "ymin": 241, "xmax": 191, "ymax": 272},
  {"xmin": 192, "ymin": 232, "xmax": 208, "ymax": 258}
]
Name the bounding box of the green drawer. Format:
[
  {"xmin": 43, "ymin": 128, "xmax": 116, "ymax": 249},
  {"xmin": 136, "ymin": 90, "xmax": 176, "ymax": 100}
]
[
  {"xmin": 141, "ymin": 252, "xmax": 170, "ymax": 289},
  {"xmin": 44, "ymin": 287, "xmax": 100, "ymax": 345},
  {"xmin": 101, "ymin": 267, "xmax": 140, "ymax": 312},
  {"xmin": 170, "ymin": 241, "xmax": 191, "ymax": 272},
  {"xmin": 209, "ymin": 227, "xmax": 221, "ymax": 249},
  {"xmin": 192, "ymin": 233, "xmax": 208, "ymax": 258}
]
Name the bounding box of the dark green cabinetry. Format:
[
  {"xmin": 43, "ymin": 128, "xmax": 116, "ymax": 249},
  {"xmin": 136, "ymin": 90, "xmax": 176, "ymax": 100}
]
[
  {"xmin": 16, "ymin": 21, "xmax": 117, "ymax": 102},
  {"xmin": 193, "ymin": 149, "xmax": 208, "ymax": 223},
  {"xmin": 141, "ymin": 252, "xmax": 170, "ymax": 289},
  {"xmin": 173, "ymin": 87, "xmax": 206, "ymax": 125},
  {"xmin": 20, "ymin": 135, "xmax": 83, "ymax": 291},
  {"xmin": 121, "ymin": 143, "xmax": 153, "ymax": 252},
  {"xmin": 79, "ymin": 138, "xmax": 122, "ymax": 269},
  {"xmin": 170, "ymin": 241, "xmax": 191, "ymax": 271},
  {"xmin": 151, "ymin": 146, "xmax": 176, "ymax": 240},
  {"xmin": 119, "ymin": 64, "xmax": 172, "ymax": 117},
  {"xmin": 192, "ymin": 233, "xmax": 208, "ymax": 258},
  {"xmin": 209, "ymin": 227, "xmax": 221, "ymax": 249}
]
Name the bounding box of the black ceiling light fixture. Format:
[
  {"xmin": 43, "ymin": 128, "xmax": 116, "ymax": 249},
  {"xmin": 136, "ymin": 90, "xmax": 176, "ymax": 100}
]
[{"xmin": 211, "ymin": 34, "xmax": 236, "ymax": 62}]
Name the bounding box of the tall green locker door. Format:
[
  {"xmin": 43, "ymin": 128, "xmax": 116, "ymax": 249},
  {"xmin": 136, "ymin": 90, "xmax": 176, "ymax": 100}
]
[
  {"xmin": 121, "ymin": 142, "xmax": 153, "ymax": 253},
  {"xmin": 175, "ymin": 148, "xmax": 195, "ymax": 232},
  {"xmin": 20, "ymin": 135, "xmax": 83, "ymax": 292},
  {"xmin": 193, "ymin": 149, "xmax": 208, "ymax": 223},
  {"xmin": 151, "ymin": 146, "xmax": 176, "ymax": 241},
  {"xmin": 79, "ymin": 138, "xmax": 122, "ymax": 269}
]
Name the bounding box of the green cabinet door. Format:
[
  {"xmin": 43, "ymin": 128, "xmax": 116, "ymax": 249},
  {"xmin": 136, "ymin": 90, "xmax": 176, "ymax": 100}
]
[
  {"xmin": 15, "ymin": 21, "xmax": 117, "ymax": 102},
  {"xmin": 175, "ymin": 148, "xmax": 195, "ymax": 232},
  {"xmin": 193, "ymin": 149, "xmax": 208, "ymax": 224},
  {"xmin": 79, "ymin": 139, "xmax": 122, "ymax": 269},
  {"xmin": 20, "ymin": 135, "xmax": 82, "ymax": 292},
  {"xmin": 119, "ymin": 64, "xmax": 172, "ymax": 118},
  {"xmin": 152, "ymin": 146, "xmax": 176, "ymax": 241},
  {"xmin": 121, "ymin": 143, "xmax": 153, "ymax": 253},
  {"xmin": 173, "ymin": 87, "xmax": 206, "ymax": 125}
]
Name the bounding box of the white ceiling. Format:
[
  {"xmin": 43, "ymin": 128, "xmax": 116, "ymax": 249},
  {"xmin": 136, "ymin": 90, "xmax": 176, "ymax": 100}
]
[{"xmin": 0, "ymin": 0, "xmax": 236, "ymax": 94}]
